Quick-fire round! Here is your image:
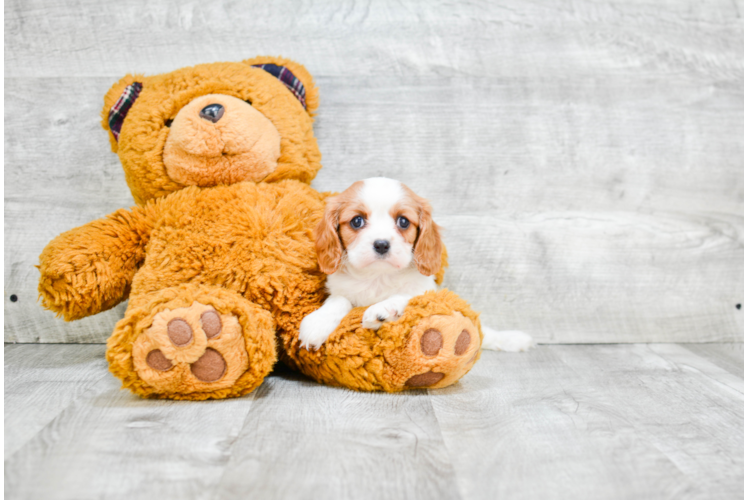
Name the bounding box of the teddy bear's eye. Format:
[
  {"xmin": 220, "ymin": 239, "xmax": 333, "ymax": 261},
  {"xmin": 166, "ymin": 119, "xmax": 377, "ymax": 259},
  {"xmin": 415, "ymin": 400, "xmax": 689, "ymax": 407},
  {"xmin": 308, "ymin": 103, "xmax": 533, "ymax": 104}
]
[
  {"xmin": 245, "ymin": 99, "xmax": 253, "ymax": 106},
  {"xmin": 165, "ymin": 119, "xmax": 173, "ymax": 128}
]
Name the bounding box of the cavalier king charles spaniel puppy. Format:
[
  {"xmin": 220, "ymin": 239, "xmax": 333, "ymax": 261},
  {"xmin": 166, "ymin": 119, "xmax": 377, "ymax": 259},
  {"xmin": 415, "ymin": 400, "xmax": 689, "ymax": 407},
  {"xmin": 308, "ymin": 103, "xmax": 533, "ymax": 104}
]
[
  {"xmin": 299, "ymin": 177, "xmax": 535, "ymax": 352},
  {"xmin": 299, "ymin": 177, "xmax": 441, "ymax": 349}
]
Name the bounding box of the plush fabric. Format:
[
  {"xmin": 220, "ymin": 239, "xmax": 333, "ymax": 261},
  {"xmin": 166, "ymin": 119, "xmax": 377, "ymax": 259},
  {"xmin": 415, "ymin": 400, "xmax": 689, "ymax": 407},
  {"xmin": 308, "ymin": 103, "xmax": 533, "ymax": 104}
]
[
  {"xmin": 162, "ymin": 94, "xmax": 282, "ymax": 186},
  {"xmin": 251, "ymin": 63, "xmax": 307, "ymax": 109},
  {"xmin": 99, "ymin": 56, "xmax": 322, "ymax": 205},
  {"xmin": 38, "ymin": 56, "xmax": 482, "ymax": 400}
]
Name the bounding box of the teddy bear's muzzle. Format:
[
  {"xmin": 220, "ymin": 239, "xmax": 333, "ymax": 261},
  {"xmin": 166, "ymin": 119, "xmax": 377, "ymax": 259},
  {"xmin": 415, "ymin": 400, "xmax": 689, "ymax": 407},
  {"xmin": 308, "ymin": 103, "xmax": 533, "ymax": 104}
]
[{"xmin": 162, "ymin": 94, "xmax": 281, "ymax": 187}]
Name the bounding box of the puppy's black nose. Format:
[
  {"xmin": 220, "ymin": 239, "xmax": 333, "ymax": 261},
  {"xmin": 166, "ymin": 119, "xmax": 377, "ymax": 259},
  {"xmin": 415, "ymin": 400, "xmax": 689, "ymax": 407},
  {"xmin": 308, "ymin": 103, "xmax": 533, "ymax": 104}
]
[
  {"xmin": 199, "ymin": 104, "xmax": 225, "ymax": 123},
  {"xmin": 373, "ymin": 240, "xmax": 390, "ymax": 255}
]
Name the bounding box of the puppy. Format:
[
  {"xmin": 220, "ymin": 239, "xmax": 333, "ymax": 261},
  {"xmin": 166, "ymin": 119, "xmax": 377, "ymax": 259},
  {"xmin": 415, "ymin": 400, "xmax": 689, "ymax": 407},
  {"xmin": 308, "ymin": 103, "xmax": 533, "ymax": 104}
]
[{"xmin": 299, "ymin": 177, "xmax": 441, "ymax": 349}]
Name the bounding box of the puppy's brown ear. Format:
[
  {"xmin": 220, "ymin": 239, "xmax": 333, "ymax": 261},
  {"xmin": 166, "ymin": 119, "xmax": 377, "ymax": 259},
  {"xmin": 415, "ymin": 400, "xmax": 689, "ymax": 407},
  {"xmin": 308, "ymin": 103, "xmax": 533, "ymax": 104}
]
[
  {"xmin": 315, "ymin": 197, "xmax": 343, "ymax": 274},
  {"xmin": 414, "ymin": 198, "xmax": 443, "ymax": 276}
]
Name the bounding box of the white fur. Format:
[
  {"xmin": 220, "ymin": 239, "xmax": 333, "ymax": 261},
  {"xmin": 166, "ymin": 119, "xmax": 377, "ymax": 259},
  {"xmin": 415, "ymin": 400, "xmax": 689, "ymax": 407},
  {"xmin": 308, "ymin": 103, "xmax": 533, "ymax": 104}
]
[
  {"xmin": 298, "ymin": 296, "xmax": 352, "ymax": 349},
  {"xmin": 299, "ymin": 178, "xmax": 436, "ymax": 349},
  {"xmin": 343, "ymin": 178, "xmax": 414, "ymax": 272},
  {"xmin": 481, "ymin": 327, "xmax": 535, "ymax": 352}
]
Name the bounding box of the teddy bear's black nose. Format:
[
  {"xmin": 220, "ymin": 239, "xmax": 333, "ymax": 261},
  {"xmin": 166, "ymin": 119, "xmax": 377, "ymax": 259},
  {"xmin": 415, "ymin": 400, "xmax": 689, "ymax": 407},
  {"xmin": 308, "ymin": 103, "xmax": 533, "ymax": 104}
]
[{"xmin": 199, "ymin": 104, "xmax": 225, "ymax": 123}]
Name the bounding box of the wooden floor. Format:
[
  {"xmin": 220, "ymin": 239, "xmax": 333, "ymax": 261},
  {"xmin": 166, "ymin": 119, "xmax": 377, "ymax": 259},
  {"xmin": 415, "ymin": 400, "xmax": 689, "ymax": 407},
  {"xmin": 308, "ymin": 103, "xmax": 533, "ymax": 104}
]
[{"xmin": 5, "ymin": 343, "xmax": 743, "ymax": 499}]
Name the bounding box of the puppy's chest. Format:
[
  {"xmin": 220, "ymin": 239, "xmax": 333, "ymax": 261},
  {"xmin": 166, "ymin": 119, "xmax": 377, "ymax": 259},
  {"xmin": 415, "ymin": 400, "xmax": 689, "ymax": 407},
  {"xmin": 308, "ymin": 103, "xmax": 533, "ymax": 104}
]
[{"xmin": 327, "ymin": 271, "xmax": 435, "ymax": 307}]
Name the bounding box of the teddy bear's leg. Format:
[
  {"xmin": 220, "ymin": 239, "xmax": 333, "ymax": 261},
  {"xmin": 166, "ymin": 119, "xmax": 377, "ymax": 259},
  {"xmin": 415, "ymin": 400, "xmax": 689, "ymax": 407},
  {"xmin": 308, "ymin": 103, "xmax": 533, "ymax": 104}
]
[
  {"xmin": 106, "ymin": 283, "xmax": 276, "ymax": 400},
  {"xmin": 286, "ymin": 289, "xmax": 482, "ymax": 392}
]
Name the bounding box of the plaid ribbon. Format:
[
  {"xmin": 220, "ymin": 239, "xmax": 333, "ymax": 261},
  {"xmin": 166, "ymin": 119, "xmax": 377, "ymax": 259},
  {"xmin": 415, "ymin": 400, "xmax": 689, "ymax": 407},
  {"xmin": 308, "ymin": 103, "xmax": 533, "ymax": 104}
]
[
  {"xmin": 108, "ymin": 82, "xmax": 143, "ymax": 141},
  {"xmin": 252, "ymin": 64, "xmax": 307, "ymax": 110}
]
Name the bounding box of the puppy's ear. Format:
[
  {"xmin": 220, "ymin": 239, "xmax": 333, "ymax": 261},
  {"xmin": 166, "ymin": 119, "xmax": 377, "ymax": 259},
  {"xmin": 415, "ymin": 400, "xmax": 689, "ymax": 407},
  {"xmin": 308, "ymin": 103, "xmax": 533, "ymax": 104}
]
[
  {"xmin": 414, "ymin": 198, "xmax": 443, "ymax": 276},
  {"xmin": 315, "ymin": 197, "xmax": 344, "ymax": 274}
]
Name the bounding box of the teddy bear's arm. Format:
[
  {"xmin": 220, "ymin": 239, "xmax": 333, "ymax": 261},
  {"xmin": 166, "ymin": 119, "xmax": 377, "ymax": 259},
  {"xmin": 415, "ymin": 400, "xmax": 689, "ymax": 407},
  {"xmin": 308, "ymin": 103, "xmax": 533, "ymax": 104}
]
[{"xmin": 38, "ymin": 202, "xmax": 160, "ymax": 321}]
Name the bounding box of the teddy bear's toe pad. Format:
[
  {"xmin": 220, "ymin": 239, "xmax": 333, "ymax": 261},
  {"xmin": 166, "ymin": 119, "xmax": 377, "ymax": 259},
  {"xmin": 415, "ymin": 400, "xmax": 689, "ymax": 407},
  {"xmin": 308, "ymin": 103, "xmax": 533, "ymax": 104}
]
[
  {"xmin": 405, "ymin": 371, "xmax": 445, "ymax": 387},
  {"xmin": 167, "ymin": 318, "xmax": 193, "ymax": 346},
  {"xmin": 145, "ymin": 349, "xmax": 173, "ymax": 371},
  {"xmin": 132, "ymin": 301, "xmax": 248, "ymax": 393},
  {"xmin": 390, "ymin": 311, "xmax": 481, "ymax": 390},
  {"xmin": 190, "ymin": 348, "xmax": 227, "ymax": 382}
]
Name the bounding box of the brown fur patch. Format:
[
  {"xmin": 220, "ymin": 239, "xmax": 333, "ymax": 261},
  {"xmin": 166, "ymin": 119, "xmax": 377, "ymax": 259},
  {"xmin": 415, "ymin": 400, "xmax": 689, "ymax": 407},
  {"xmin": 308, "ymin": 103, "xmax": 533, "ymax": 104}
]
[
  {"xmin": 314, "ymin": 181, "xmax": 364, "ymax": 274},
  {"xmin": 389, "ymin": 198, "xmax": 420, "ymax": 246},
  {"xmin": 399, "ymin": 184, "xmax": 443, "ymax": 276}
]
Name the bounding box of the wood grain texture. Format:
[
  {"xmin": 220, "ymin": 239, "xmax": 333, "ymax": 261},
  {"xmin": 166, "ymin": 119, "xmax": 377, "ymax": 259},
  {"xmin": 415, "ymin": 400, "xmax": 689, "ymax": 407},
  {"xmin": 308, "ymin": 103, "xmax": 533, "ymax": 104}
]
[
  {"xmin": 5, "ymin": 78, "xmax": 133, "ymax": 343},
  {"xmin": 5, "ymin": 359, "xmax": 257, "ymax": 499},
  {"xmin": 679, "ymin": 342, "xmax": 744, "ymax": 378},
  {"xmin": 215, "ymin": 369, "xmax": 461, "ymax": 500},
  {"xmin": 4, "ymin": 0, "xmax": 743, "ymax": 343},
  {"xmin": 4, "ymin": 344, "xmax": 108, "ymax": 456},
  {"xmin": 5, "ymin": 0, "xmax": 743, "ymax": 80},
  {"xmin": 430, "ymin": 344, "xmax": 744, "ymax": 500},
  {"xmin": 5, "ymin": 343, "xmax": 743, "ymax": 499}
]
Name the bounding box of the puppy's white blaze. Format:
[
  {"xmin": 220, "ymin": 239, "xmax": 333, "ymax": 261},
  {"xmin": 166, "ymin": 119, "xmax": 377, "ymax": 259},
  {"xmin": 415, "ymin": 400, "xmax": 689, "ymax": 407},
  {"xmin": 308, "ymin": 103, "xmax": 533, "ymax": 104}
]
[
  {"xmin": 358, "ymin": 177, "xmax": 405, "ymax": 211},
  {"xmin": 344, "ymin": 178, "xmax": 412, "ymax": 272}
]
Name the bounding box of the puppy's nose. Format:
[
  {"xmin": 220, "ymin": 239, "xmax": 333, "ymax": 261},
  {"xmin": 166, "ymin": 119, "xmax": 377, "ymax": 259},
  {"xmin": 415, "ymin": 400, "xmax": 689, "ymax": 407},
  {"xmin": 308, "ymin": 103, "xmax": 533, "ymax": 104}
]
[
  {"xmin": 373, "ymin": 240, "xmax": 390, "ymax": 255},
  {"xmin": 199, "ymin": 104, "xmax": 225, "ymax": 123}
]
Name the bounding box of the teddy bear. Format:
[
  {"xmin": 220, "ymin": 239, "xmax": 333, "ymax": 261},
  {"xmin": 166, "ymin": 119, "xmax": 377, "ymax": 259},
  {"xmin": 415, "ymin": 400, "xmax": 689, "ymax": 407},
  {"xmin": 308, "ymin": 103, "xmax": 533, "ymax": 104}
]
[{"xmin": 37, "ymin": 56, "xmax": 483, "ymax": 400}]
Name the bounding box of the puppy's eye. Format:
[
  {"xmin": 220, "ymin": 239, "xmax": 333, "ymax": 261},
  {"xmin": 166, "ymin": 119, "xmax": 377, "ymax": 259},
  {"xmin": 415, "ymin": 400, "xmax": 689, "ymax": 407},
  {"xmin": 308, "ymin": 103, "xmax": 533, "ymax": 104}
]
[
  {"xmin": 245, "ymin": 99, "xmax": 253, "ymax": 105},
  {"xmin": 165, "ymin": 119, "xmax": 173, "ymax": 128},
  {"xmin": 350, "ymin": 216, "xmax": 365, "ymax": 229},
  {"xmin": 397, "ymin": 216, "xmax": 410, "ymax": 229}
]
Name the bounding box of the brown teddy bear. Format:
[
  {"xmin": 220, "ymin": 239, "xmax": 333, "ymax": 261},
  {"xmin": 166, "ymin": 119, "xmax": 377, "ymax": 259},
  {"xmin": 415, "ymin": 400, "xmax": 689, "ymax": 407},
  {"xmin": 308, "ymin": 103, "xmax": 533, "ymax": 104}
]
[{"xmin": 37, "ymin": 56, "xmax": 483, "ymax": 400}]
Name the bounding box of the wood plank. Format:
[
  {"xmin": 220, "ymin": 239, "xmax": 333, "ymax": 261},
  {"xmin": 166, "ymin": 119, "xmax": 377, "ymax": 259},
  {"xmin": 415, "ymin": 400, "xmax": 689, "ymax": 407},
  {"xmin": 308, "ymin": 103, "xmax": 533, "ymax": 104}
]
[
  {"xmin": 5, "ymin": 0, "xmax": 742, "ymax": 80},
  {"xmin": 679, "ymin": 342, "xmax": 744, "ymax": 378},
  {"xmin": 4, "ymin": 0, "xmax": 743, "ymax": 344},
  {"xmin": 430, "ymin": 345, "xmax": 743, "ymax": 499},
  {"xmin": 4, "ymin": 77, "xmax": 743, "ymax": 343},
  {"xmin": 4, "ymin": 77, "xmax": 136, "ymax": 343},
  {"xmin": 214, "ymin": 368, "xmax": 461, "ymax": 500},
  {"xmin": 439, "ymin": 212, "xmax": 743, "ymax": 343},
  {"xmin": 5, "ymin": 367, "xmax": 256, "ymax": 500},
  {"xmin": 648, "ymin": 343, "xmax": 743, "ymax": 395},
  {"xmin": 4, "ymin": 344, "xmax": 108, "ymax": 456},
  {"xmin": 5, "ymin": 344, "xmax": 743, "ymax": 499}
]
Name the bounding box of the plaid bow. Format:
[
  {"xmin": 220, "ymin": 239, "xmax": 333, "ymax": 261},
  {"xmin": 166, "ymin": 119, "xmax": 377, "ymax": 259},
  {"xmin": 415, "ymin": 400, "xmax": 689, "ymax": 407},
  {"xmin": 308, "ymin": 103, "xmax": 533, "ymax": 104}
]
[
  {"xmin": 252, "ymin": 64, "xmax": 307, "ymax": 110},
  {"xmin": 108, "ymin": 82, "xmax": 143, "ymax": 141}
]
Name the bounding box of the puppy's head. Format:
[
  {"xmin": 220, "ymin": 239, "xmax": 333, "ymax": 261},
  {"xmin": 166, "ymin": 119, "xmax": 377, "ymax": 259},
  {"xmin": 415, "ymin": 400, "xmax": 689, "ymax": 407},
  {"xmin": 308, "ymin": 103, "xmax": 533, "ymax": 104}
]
[{"xmin": 315, "ymin": 177, "xmax": 442, "ymax": 276}]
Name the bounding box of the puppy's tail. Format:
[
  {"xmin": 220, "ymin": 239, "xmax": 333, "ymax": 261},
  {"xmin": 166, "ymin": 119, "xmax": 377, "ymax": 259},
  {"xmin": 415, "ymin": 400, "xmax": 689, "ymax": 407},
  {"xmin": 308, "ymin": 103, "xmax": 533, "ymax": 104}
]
[{"xmin": 482, "ymin": 327, "xmax": 535, "ymax": 352}]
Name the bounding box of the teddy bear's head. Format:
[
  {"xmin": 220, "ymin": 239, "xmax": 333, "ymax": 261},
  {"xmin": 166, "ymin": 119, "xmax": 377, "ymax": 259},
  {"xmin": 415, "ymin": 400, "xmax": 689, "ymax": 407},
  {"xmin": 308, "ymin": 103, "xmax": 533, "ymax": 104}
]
[{"xmin": 101, "ymin": 57, "xmax": 321, "ymax": 205}]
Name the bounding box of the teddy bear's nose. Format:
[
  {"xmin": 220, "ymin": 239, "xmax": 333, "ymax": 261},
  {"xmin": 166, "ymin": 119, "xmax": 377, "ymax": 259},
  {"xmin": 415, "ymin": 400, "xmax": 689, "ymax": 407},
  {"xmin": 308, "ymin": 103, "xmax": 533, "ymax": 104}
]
[{"xmin": 199, "ymin": 104, "xmax": 225, "ymax": 123}]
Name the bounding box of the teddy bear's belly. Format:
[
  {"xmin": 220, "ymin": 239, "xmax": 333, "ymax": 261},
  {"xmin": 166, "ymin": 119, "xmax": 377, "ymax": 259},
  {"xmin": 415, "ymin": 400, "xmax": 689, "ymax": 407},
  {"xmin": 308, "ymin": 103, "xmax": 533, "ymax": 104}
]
[{"xmin": 129, "ymin": 181, "xmax": 328, "ymax": 319}]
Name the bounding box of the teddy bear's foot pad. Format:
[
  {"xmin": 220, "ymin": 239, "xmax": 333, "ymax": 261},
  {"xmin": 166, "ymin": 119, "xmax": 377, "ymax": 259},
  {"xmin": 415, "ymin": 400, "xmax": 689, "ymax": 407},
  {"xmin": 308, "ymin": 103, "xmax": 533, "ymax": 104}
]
[
  {"xmin": 133, "ymin": 302, "xmax": 248, "ymax": 392},
  {"xmin": 392, "ymin": 311, "xmax": 481, "ymax": 389}
]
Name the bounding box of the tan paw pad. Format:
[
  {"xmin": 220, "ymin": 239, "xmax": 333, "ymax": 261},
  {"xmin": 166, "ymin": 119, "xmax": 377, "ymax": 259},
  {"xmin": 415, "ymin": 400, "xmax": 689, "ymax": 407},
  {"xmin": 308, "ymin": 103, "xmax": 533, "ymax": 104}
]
[
  {"xmin": 132, "ymin": 301, "xmax": 249, "ymax": 394},
  {"xmin": 389, "ymin": 311, "xmax": 481, "ymax": 390}
]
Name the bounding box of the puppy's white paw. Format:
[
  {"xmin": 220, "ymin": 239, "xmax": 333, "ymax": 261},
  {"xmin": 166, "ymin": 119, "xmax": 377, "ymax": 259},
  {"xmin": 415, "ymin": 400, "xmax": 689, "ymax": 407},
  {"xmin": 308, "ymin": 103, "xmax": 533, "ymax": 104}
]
[
  {"xmin": 482, "ymin": 327, "xmax": 535, "ymax": 352},
  {"xmin": 362, "ymin": 299, "xmax": 406, "ymax": 330},
  {"xmin": 299, "ymin": 309, "xmax": 339, "ymax": 350}
]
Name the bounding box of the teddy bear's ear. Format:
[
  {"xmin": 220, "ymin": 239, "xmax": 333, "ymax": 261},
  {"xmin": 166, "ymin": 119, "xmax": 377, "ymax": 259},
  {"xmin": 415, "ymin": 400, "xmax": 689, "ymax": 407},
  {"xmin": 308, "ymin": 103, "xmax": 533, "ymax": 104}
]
[
  {"xmin": 242, "ymin": 56, "xmax": 320, "ymax": 117},
  {"xmin": 101, "ymin": 74, "xmax": 145, "ymax": 152}
]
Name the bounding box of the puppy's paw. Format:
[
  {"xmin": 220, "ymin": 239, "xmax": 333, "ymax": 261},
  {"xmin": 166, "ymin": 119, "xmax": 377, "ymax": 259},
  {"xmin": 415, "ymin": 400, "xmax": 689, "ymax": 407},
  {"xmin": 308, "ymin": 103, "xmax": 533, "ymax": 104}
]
[
  {"xmin": 299, "ymin": 310, "xmax": 339, "ymax": 350},
  {"xmin": 482, "ymin": 327, "xmax": 535, "ymax": 352},
  {"xmin": 362, "ymin": 298, "xmax": 407, "ymax": 330}
]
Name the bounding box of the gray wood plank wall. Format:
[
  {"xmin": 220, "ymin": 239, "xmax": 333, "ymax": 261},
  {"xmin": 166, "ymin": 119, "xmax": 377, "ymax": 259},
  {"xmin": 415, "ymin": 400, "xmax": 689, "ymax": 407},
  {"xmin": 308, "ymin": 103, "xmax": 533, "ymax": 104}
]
[{"xmin": 4, "ymin": 0, "xmax": 743, "ymax": 343}]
